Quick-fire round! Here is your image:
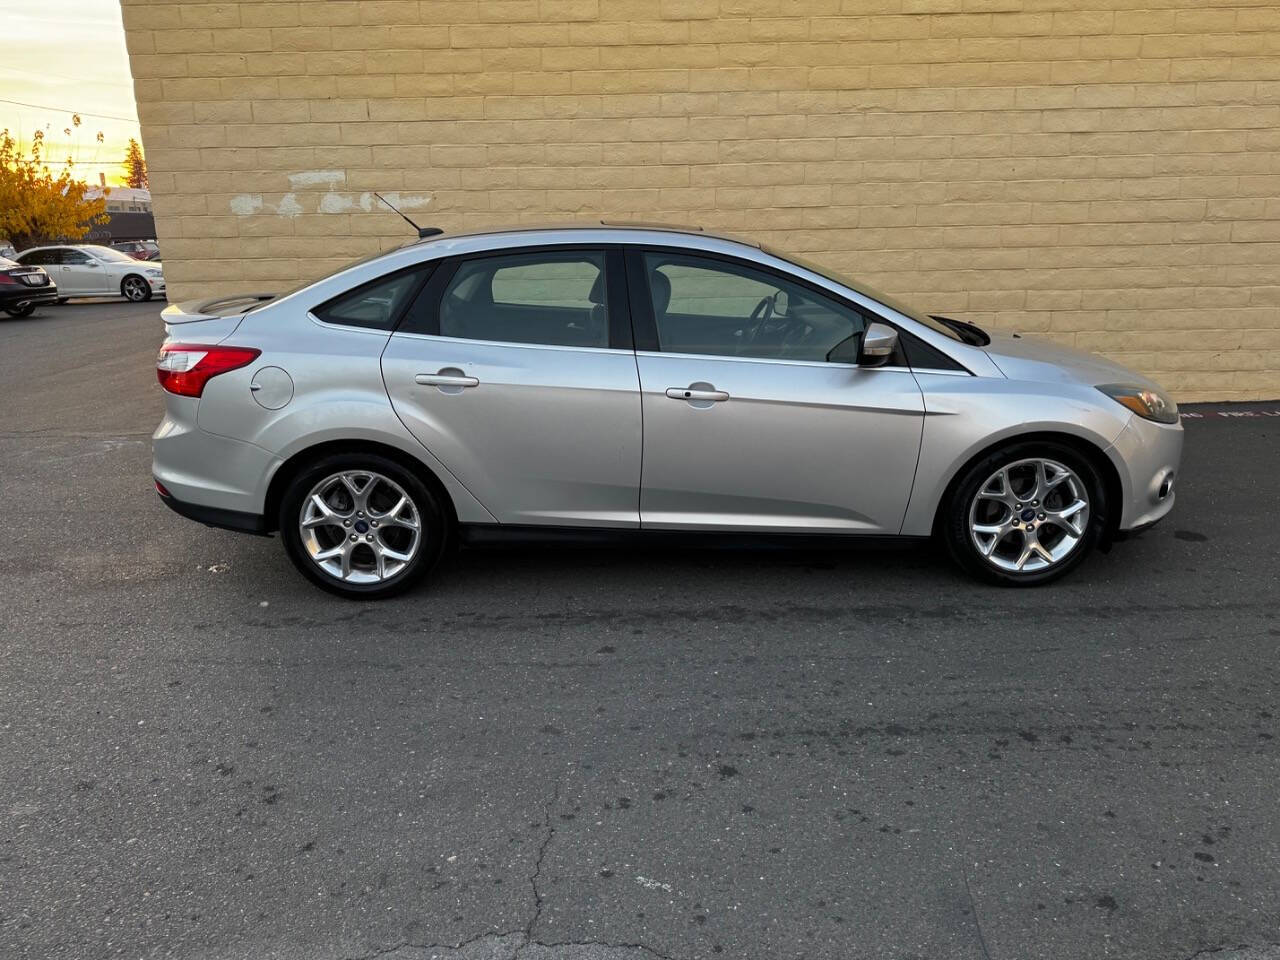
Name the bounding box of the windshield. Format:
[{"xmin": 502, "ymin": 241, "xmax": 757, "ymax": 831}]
[
  {"xmin": 82, "ymin": 245, "xmax": 136, "ymax": 262},
  {"xmin": 763, "ymin": 246, "xmax": 965, "ymax": 342}
]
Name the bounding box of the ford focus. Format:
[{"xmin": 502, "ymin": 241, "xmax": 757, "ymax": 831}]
[{"xmin": 153, "ymin": 224, "xmax": 1182, "ymax": 598}]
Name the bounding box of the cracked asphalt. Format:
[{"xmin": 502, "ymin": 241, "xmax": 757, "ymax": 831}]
[{"xmin": 1, "ymin": 300, "xmax": 1279, "ymax": 960}]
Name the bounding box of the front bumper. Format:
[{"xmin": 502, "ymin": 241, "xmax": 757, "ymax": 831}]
[{"xmin": 1105, "ymin": 414, "xmax": 1184, "ymax": 531}]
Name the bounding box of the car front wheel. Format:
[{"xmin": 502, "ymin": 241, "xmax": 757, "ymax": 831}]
[
  {"xmin": 279, "ymin": 453, "xmax": 445, "ymax": 599},
  {"xmin": 942, "ymin": 441, "xmax": 1105, "ymax": 586},
  {"xmin": 121, "ymin": 275, "xmax": 152, "ymax": 302}
]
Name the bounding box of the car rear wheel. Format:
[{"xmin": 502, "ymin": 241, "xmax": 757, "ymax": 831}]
[
  {"xmin": 121, "ymin": 275, "xmax": 152, "ymax": 302},
  {"xmin": 941, "ymin": 441, "xmax": 1105, "ymax": 586},
  {"xmin": 279, "ymin": 453, "xmax": 445, "ymax": 599},
  {"xmin": 4, "ymin": 303, "xmax": 36, "ymax": 318}
]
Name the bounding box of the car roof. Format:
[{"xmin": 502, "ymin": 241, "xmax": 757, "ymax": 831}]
[{"xmin": 407, "ymin": 221, "xmax": 761, "ymax": 250}]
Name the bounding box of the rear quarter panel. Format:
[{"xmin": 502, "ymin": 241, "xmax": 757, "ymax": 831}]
[{"xmin": 194, "ymin": 306, "xmax": 495, "ymax": 523}]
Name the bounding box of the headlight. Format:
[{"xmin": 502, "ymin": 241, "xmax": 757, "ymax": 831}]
[
  {"xmin": 1097, "ymin": 383, "xmax": 1179, "ymax": 424},
  {"xmin": 145, "ymin": 269, "xmax": 163, "ymax": 278}
]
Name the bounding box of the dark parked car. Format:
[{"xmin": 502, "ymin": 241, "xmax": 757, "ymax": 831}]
[
  {"xmin": 0, "ymin": 256, "xmax": 58, "ymax": 317},
  {"xmin": 110, "ymin": 239, "xmax": 161, "ymax": 261}
]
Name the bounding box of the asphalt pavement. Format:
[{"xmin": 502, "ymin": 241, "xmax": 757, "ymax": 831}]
[{"xmin": 1, "ymin": 299, "xmax": 1278, "ymax": 960}]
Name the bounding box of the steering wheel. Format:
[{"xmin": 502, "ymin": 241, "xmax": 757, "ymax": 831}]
[{"xmin": 744, "ymin": 295, "xmax": 775, "ymax": 346}]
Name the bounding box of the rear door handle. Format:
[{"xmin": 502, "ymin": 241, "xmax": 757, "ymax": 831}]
[
  {"xmin": 416, "ymin": 373, "xmax": 479, "ymax": 388},
  {"xmin": 666, "ymin": 386, "xmax": 729, "ymax": 402}
]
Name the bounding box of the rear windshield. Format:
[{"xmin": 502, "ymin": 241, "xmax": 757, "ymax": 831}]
[{"xmin": 244, "ymin": 244, "xmax": 416, "ymax": 313}]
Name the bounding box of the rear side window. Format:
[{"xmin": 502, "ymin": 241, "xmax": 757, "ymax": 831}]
[
  {"xmin": 438, "ymin": 251, "xmax": 608, "ymax": 348},
  {"xmin": 19, "ymin": 249, "xmax": 60, "ymax": 265},
  {"xmin": 313, "ymin": 265, "xmax": 431, "ymax": 331}
]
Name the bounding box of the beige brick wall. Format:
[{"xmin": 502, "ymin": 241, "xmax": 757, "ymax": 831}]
[{"xmin": 122, "ymin": 0, "xmax": 1280, "ymax": 401}]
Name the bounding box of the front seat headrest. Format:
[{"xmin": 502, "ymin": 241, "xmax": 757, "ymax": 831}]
[{"xmin": 649, "ymin": 269, "xmax": 671, "ymax": 316}]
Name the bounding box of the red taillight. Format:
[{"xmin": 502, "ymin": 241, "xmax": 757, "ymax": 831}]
[
  {"xmin": 0, "ymin": 272, "xmax": 18, "ymax": 285},
  {"xmin": 156, "ymin": 343, "xmax": 260, "ymax": 397}
]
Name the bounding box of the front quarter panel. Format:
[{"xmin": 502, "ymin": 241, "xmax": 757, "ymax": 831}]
[{"xmin": 901, "ymin": 373, "xmax": 1133, "ymax": 536}]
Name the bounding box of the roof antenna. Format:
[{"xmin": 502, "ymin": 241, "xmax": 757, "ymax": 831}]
[{"xmin": 373, "ymin": 192, "xmax": 442, "ymax": 239}]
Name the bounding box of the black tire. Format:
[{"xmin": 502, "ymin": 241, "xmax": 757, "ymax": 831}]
[
  {"xmin": 56, "ymin": 298, "xmax": 69, "ymax": 305},
  {"xmin": 940, "ymin": 440, "xmax": 1106, "ymax": 587},
  {"xmin": 4, "ymin": 303, "xmax": 36, "ymax": 318},
  {"xmin": 121, "ymin": 275, "xmax": 152, "ymax": 302},
  {"xmin": 278, "ymin": 452, "xmax": 446, "ymax": 600}
]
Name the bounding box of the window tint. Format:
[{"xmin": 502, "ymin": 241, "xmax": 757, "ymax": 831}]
[
  {"xmin": 19, "ymin": 249, "xmax": 60, "ymax": 265},
  {"xmin": 642, "ymin": 253, "xmax": 865, "ymax": 363},
  {"xmin": 313, "ymin": 266, "xmax": 429, "ymax": 331},
  {"xmin": 439, "ymin": 251, "xmax": 608, "ymax": 348},
  {"xmin": 62, "ymin": 249, "xmax": 92, "ymax": 264}
]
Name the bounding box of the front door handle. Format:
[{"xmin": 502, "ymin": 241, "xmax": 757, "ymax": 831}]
[
  {"xmin": 666, "ymin": 385, "xmax": 728, "ymax": 402},
  {"xmin": 416, "ymin": 372, "xmax": 479, "ymax": 388}
]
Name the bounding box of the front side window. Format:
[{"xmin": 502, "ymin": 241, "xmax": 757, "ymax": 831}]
[
  {"xmin": 61, "ymin": 249, "xmax": 92, "ymax": 265},
  {"xmin": 641, "ymin": 253, "xmax": 865, "ymax": 363},
  {"xmin": 313, "ymin": 266, "xmax": 430, "ymax": 331},
  {"xmin": 438, "ymin": 251, "xmax": 608, "ymax": 349}
]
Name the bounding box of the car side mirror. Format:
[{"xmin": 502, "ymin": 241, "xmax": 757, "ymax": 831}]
[{"xmin": 858, "ymin": 322, "xmax": 898, "ymax": 367}]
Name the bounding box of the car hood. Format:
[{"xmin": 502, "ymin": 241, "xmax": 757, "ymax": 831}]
[{"xmin": 981, "ymin": 330, "xmax": 1162, "ymax": 390}]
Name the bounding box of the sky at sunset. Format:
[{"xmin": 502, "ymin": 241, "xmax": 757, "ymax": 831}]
[{"xmin": 0, "ymin": 0, "xmax": 141, "ymax": 187}]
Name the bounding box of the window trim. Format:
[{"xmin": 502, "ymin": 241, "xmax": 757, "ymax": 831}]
[
  {"xmin": 623, "ymin": 245, "xmax": 970, "ymax": 374},
  {"xmin": 310, "ymin": 262, "xmax": 434, "ymax": 332},
  {"xmin": 394, "ymin": 244, "xmax": 634, "ymax": 352}
]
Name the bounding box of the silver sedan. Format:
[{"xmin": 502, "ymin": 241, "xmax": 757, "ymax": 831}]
[{"xmin": 153, "ymin": 224, "xmax": 1182, "ymax": 598}]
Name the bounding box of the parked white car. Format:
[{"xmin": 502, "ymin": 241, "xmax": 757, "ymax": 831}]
[{"xmin": 14, "ymin": 244, "xmax": 165, "ymax": 302}]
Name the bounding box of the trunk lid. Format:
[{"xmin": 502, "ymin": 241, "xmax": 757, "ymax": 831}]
[{"xmin": 161, "ymin": 294, "xmax": 276, "ymax": 342}]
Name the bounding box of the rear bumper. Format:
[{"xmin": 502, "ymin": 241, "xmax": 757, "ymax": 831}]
[
  {"xmin": 1, "ymin": 286, "xmax": 58, "ymax": 309},
  {"xmin": 1105, "ymin": 415, "xmax": 1184, "ymax": 531},
  {"xmin": 153, "ymin": 397, "xmax": 280, "ymax": 522},
  {"xmin": 157, "ymin": 487, "xmax": 267, "ymax": 534}
]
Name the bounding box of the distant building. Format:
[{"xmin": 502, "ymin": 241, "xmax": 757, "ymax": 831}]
[{"xmin": 85, "ymin": 185, "xmax": 156, "ymax": 243}]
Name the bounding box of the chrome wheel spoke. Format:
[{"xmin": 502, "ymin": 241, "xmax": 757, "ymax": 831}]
[
  {"xmin": 372, "ymin": 495, "xmax": 419, "ymax": 530},
  {"xmin": 312, "ymin": 544, "xmax": 345, "ymax": 563},
  {"xmin": 976, "ymin": 467, "xmax": 1015, "ymax": 506},
  {"xmin": 302, "ymin": 493, "xmax": 348, "ymax": 529},
  {"xmin": 1045, "ymin": 498, "xmax": 1087, "ymax": 536}
]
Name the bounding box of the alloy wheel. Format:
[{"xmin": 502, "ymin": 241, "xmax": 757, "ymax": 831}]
[
  {"xmin": 123, "ymin": 276, "xmax": 149, "ymax": 301},
  {"xmin": 298, "ymin": 470, "xmax": 422, "ymax": 584},
  {"xmin": 967, "ymin": 457, "xmax": 1090, "ymax": 574}
]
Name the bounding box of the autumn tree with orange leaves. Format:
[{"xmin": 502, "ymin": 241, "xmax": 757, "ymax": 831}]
[{"xmin": 0, "ymin": 127, "xmax": 108, "ymax": 251}]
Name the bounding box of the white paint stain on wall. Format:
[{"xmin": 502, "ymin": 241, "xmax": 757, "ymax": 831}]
[
  {"xmin": 228, "ymin": 194, "xmax": 262, "ymax": 216},
  {"xmin": 229, "ymin": 176, "xmax": 432, "ymax": 219},
  {"xmin": 287, "ymin": 169, "xmax": 346, "ymax": 189}
]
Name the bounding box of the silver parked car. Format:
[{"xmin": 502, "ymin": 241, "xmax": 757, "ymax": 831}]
[{"xmin": 153, "ymin": 224, "xmax": 1182, "ymax": 598}]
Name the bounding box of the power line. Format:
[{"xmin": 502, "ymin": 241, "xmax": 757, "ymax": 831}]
[
  {"xmin": 0, "ymin": 65, "xmax": 134, "ymax": 88},
  {"xmin": 0, "ymin": 97, "xmax": 138, "ymax": 124}
]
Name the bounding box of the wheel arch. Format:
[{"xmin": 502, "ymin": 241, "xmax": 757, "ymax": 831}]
[
  {"xmin": 263, "ymin": 438, "xmax": 461, "ymax": 535},
  {"xmin": 929, "ymin": 430, "xmax": 1123, "ymax": 543}
]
